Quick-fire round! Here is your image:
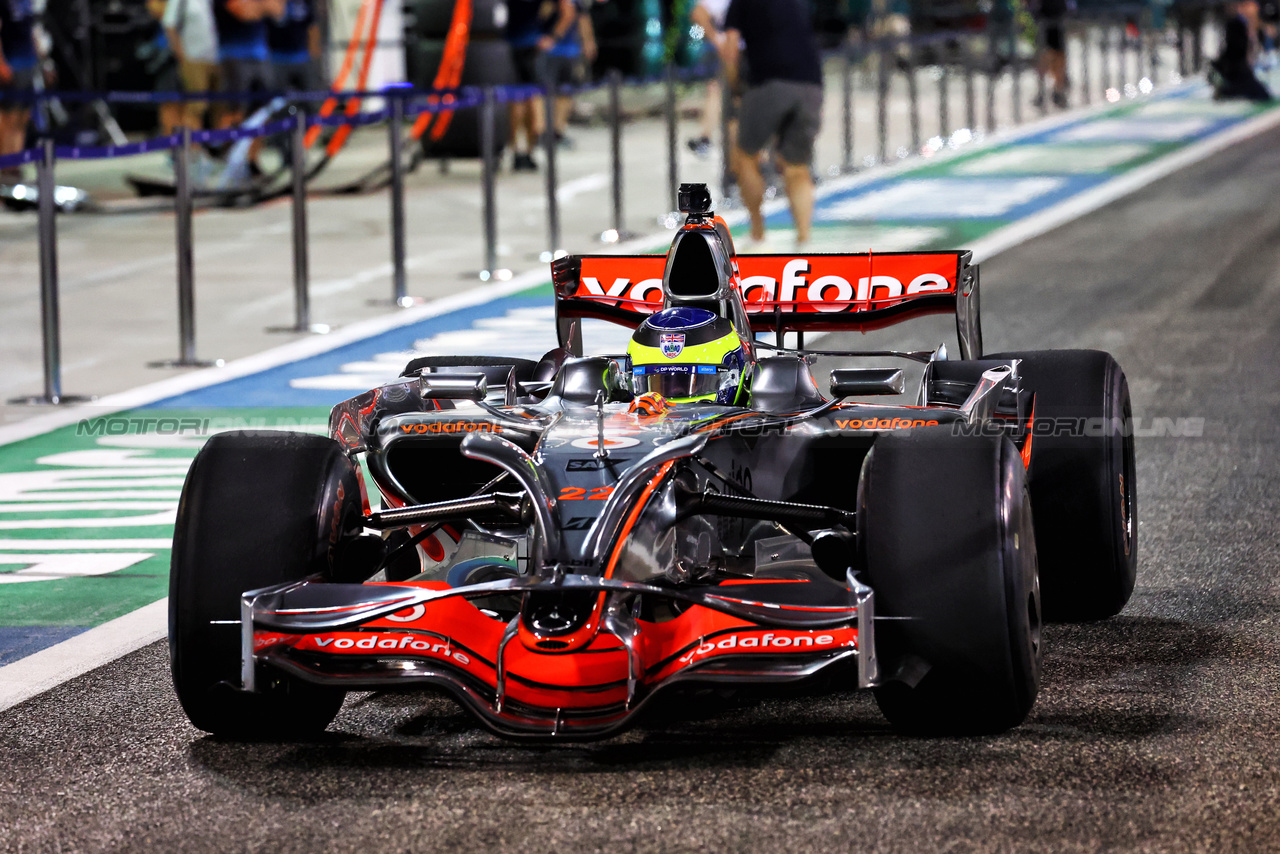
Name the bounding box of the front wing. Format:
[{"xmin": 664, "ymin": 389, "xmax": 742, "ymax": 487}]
[{"xmin": 242, "ymin": 573, "xmax": 877, "ymax": 738}]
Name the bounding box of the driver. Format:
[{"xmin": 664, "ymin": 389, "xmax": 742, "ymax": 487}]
[{"xmin": 626, "ymin": 306, "xmax": 750, "ymax": 405}]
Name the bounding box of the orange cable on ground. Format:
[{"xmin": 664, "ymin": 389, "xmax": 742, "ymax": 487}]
[
  {"xmin": 411, "ymin": 0, "xmax": 473, "ymax": 141},
  {"xmin": 324, "ymin": 0, "xmax": 388, "ymax": 157},
  {"xmin": 304, "ymin": 0, "xmax": 375, "ymax": 148}
]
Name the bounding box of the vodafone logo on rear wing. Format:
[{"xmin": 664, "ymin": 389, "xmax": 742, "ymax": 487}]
[{"xmin": 566, "ymin": 252, "xmax": 963, "ymax": 315}]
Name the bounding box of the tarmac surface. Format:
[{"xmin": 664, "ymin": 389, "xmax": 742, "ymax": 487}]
[{"xmin": 0, "ymin": 102, "xmax": 1277, "ymax": 853}]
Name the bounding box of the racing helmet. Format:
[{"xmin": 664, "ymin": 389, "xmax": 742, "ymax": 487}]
[{"xmin": 626, "ymin": 307, "xmax": 750, "ymax": 404}]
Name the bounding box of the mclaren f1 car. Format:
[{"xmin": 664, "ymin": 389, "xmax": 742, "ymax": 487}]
[{"xmin": 169, "ymin": 184, "xmax": 1137, "ymax": 739}]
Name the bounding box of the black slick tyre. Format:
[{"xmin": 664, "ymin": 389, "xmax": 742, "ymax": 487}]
[
  {"xmin": 857, "ymin": 428, "xmax": 1042, "ymax": 735},
  {"xmin": 986, "ymin": 350, "xmax": 1137, "ymax": 621},
  {"xmin": 169, "ymin": 432, "xmax": 359, "ymax": 738}
]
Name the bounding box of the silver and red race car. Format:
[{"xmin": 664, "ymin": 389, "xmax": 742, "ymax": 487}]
[{"xmin": 169, "ymin": 184, "xmax": 1137, "ymax": 739}]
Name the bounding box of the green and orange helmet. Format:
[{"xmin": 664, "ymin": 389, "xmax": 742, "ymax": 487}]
[{"xmin": 626, "ymin": 307, "xmax": 751, "ymax": 405}]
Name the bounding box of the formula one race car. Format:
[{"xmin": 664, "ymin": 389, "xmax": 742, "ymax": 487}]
[{"xmin": 169, "ymin": 184, "xmax": 1137, "ymax": 740}]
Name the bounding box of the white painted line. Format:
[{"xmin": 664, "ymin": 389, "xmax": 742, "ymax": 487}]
[
  {"xmin": 968, "ymin": 104, "xmax": 1280, "ymax": 264},
  {"xmin": 0, "ymin": 597, "xmax": 168, "ymax": 713},
  {"xmin": 0, "ymin": 539, "xmax": 174, "ymax": 549}
]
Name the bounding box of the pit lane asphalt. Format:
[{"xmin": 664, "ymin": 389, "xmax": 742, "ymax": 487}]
[{"xmin": 3, "ymin": 127, "xmax": 1280, "ymax": 854}]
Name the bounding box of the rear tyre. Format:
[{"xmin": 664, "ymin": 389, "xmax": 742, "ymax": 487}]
[
  {"xmin": 986, "ymin": 350, "xmax": 1137, "ymax": 621},
  {"xmin": 858, "ymin": 429, "xmax": 1041, "ymax": 735},
  {"xmin": 170, "ymin": 432, "xmax": 358, "ymax": 738}
]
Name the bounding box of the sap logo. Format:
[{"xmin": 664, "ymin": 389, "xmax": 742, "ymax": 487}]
[
  {"xmin": 566, "ymin": 458, "xmax": 610, "ymax": 471},
  {"xmin": 740, "ymin": 259, "xmax": 951, "ymax": 313},
  {"xmin": 579, "ymin": 276, "xmax": 663, "ymax": 308},
  {"xmin": 562, "ymin": 516, "xmax": 595, "ymax": 531}
]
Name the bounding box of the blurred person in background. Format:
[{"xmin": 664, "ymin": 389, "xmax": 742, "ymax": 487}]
[
  {"xmin": 537, "ymin": 0, "xmax": 593, "ymax": 149},
  {"xmin": 506, "ymin": 0, "xmax": 546, "ymax": 170},
  {"xmin": 1212, "ymin": 0, "xmax": 1271, "ymax": 100},
  {"xmin": 1033, "ymin": 0, "xmax": 1070, "ymax": 109},
  {"xmin": 215, "ymin": 0, "xmax": 283, "ymax": 129},
  {"xmin": 687, "ymin": 0, "xmax": 732, "ymax": 157},
  {"xmin": 156, "ymin": 0, "xmax": 221, "ymax": 139},
  {"xmin": 722, "ymin": 0, "xmax": 823, "ymax": 247},
  {"xmin": 0, "ymin": 0, "xmax": 39, "ymax": 183},
  {"xmin": 269, "ymin": 0, "xmax": 323, "ymax": 92}
]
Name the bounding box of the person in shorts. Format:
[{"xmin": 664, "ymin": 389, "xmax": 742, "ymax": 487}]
[
  {"xmin": 0, "ymin": 0, "xmax": 39, "ymax": 183},
  {"xmin": 214, "ymin": 0, "xmax": 282, "ymax": 128},
  {"xmin": 269, "ymin": 0, "xmax": 322, "ymax": 93},
  {"xmin": 535, "ymin": 0, "xmax": 592, "ymax": 148},
  {"xmin": 1034, "ymin": 0, "xmax": 1069, "ymax": 109},
  {"xmin": 723, "ymin": 0, "xmax": 823, "ymax": 247},
  {"xmin": 505, "ymin": 0, "xmax": 547, "ymax": 170},
  {"xmin": 158, "ymin": 0, "xmax": 222, "ymax": 134}
]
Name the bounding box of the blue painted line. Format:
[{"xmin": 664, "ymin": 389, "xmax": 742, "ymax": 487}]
[
  {"xmin": 147, "ymin": 290, "xmax": 551, "ymax": 409},
  {"xmin": 0, "ymin": 627, "xmax": 90, "ymax": 666}
]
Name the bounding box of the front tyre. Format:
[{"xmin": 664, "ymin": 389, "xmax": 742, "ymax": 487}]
[
  {"xmin": 858, "ymin": 429, "xmax": 1041, "ymax": 735},
  {"xmin": 169, "ymin": 432, "xmax": 359, "ymax": 738}
]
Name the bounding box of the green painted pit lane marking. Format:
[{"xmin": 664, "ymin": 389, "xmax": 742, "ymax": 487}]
[{"xmin": 0, "ymin": 409, "xmax": 329, "ymax": 628}]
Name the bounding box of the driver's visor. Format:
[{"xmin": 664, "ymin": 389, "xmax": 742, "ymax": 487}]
[{"xmin": 632, "ymin": 364, "xmax": 722, "ymax": 400}]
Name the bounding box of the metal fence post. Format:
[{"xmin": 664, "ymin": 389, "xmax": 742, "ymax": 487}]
[
  {"xmin": 720, "ymin": 66, "xmax": 733, "ymax": 199},
  {"xmin": 1081, "ymin": 26, "xmax": 1092, "ymax": 104},
  {"xmin": 1011, "ymin": 18, "xmax": 1023, "ymax": 124},
  {"xmin": 608, "ymin": 69, "xmax": 626, "ymax": 237},
  {"xmin": 151, "ymin": 127, "xmax": 218, "ymax": 368},
  {"xmin": 37, "ymin": 139, "xmax": 63, "ymax": 399},
  {"xmin": 877, "ymin": 39, "xmax": 890, "ymax": 163},
  {"xmin": 291, "ymin": 109, "xmax": 311, "ymax": 329},
  {"xmin": 842, "ymin": 43, "xmax": 854, "ymax": 169},
  {"xmin": 1035, "ymin": 25, "xmax": 1048, "ymax": 114},
  {"xmin": 964, "ymin": 46, "xmax": 976, "ymax": 132},
  {"xmin": 938, "ymin": 62, "xmax": 950, "ymax": 139},
  {"xmin": 986, "ymin": 28, "xmax": 998, "ymax": 131},
  {"xmin": 8, "ymin": 138, "xmax": 90, "ymax": 403},
  {"xmin": 665, "ymin": 63, "xmax": 678, "ymax": 212},
  {"xmin": 907, "ymin": 49, "xmax": 920, "ymax": 151},
  {"xmin": 480, "ymin": 87, "xmax": 500, "ymax": 274},
  {"xmin": 388, "ymin": 93, "xmax": 409, "ymax": 306},
  {"xmin": 542, "ymin": 80, "xmax": 561, "ymax": 255}
]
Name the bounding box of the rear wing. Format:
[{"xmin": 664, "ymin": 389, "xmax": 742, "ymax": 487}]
[{"xmin": 552, "ymin": 250, "xmax": 983, "ymax": 360}]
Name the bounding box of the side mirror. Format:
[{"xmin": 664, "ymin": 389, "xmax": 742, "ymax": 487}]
[{"xmin": 829, "ymin": 368, "xmax": 905, "ymax": 397}]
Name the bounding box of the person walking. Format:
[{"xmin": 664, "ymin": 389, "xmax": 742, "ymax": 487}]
[
  {"xmin": 722, "ymin": 0, "xmax": 824, "ymax": 247},
  {"xmin": 1033, "ymin": 0, "xmax": 1070, "ymax": 109},
  {"xmin": 1213, "ymin": 0, "xmax": 1272, "ymax": 100}
]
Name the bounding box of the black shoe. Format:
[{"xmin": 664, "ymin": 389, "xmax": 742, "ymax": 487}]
[
  {"xmin": 687, "ymin": 135, "xmax": 712, "ymax": 157},
  {"xmin": 1052, "ymin": 90, "xmax": 1069, "ymax": 109},
  {"xmin": 512, "ymin": 152, "xmax": 537, "ymax": 172}
]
